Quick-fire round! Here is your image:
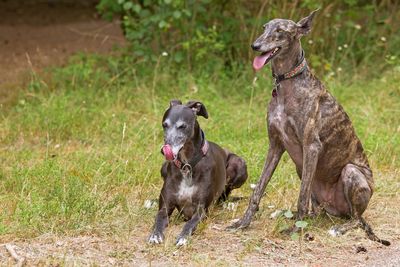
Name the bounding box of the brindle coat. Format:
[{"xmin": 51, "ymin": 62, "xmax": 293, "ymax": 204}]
[{"xmin": 229, "ymin": 11, "xmax": 390, "ymax": 245}]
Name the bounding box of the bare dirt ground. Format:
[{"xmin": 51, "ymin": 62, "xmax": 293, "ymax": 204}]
[
  {"xmin": 0, "ymin": 0, "xmax": 126, "ymax": 106},
  {"xmin": 0, "ymin": 208, "xmax": 399, "ymax": 266},
  {"xmin": 0, "ymin": 1, "xmax": 399, "ymax": 266}
]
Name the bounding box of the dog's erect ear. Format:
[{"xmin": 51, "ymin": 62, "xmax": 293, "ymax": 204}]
[
  {"xmin": 169, "ymin": 99, "xmax": 182, "ymax": 107},
  {"xmin": 296, "ymin": 9, "xmax": 318, "ymax": 37},
  {"xmin": 186, "ymin": 101, "xmax": 209, "ymax": 119}
]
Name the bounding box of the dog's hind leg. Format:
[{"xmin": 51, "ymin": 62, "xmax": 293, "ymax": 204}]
[
  {"xmin": 219, "ymin": 153, "xmax": 248, "ymax": 202},
  {"xmin": 329, "ymin": 164, "xmax": 390, "ymax": 246}
]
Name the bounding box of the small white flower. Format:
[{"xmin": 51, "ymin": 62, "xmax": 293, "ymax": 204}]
[
  {"xmin": 54, "ymin": 144, "xmax": 61, "ymax": 149},
  {"xmin": 162, "ymin": 51, "xmax": 168, "ymax": 56},
  {"xmin": 343, "ymin": 44, "xmax": 348, "ymax": 48},
  {"xmin": 270, "ymin": 209, "xmax": 283, "ymax": 219},
  {"xmin": 354, "ymin": 24, "xmax": 362, "ymax": 30},
  {"xmin": 338, "ymin": 46, "xmax": 343, "ymax": 51},
  {"xmin": 144, "ymin": 200, "xmax": 157, "ymax": 209},
  {"xmin": 308, "ymin": 40, "xmax": 313, "ymax": 45},
  {"xmin": 328, "ymin": 227, "xmax": 341, "ymax": 237},
  {"xmin": 337, "ymin": 67, "xmax": 342, "ymax": 72},
  {"xmin": 250, "ymin": 183, "xmax": 257, "ymax": 190},
  {"xmin": 380, "ymin": 36, "xmax": 387, "ymax": 42}
]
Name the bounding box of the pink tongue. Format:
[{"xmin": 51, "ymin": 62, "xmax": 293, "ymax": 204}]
[
  {"xmin": 162, "ymin": 144, "xmax": 174, "ymax": 161},
  {"xmin": 253, "ymin": 52, "xmax": 272, "ymax": 71}
]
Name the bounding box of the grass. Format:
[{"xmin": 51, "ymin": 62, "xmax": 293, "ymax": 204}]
[{"xmin": 0, "ymin": 54, "xmax": 399, "ymax": 264}]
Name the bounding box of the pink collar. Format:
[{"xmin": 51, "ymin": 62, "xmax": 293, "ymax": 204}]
[{"xmin": 173, "ymin": 140, "xmax": 209, "ymax": 169}]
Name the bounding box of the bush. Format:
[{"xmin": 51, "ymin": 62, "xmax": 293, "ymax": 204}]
[{"xmin": 97, "ymin": 0, "xmax": 399, "ymax": 76}]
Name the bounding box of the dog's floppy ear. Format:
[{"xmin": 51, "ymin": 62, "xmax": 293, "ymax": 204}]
[
  {"xmin": 296, "ymin": 9, "xmax": 318, "ymax": 37},
  {"xmin": 186, "ymin": 101, "xmax": 208, "ymax": 119},
  {"xmin": 169, "ymin": 99, "xmax": 182, "ymax": 107}
]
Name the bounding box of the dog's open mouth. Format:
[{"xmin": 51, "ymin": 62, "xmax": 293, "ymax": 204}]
[
  {"xmin": 253, "ymin": 47, "xmax": 280, "ymax": 71},
  {"xmin": 161, "ymin": 144, "xmax": 183, "ymax": 161}
]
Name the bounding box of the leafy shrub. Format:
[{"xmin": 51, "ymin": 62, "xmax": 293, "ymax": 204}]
[{"xmin": 97, "ymin": 0, "xmax": 400, "ymax": 76}]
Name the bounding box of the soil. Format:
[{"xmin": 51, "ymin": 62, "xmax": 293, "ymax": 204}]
[
  {"xmin": 0, "ymin": 218, "xmax": 399, "ymax": 266},
  {"xmin": 0, "ymin": 0, "xmax": 126, "ymax": 106}
]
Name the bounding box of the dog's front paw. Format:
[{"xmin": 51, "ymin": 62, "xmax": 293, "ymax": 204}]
[
  {"xmin": 148, "ymin": 232, "xmax": 164, "ymax": 244},
  {"xmin": 176, "ymin": 236, "xmax": 188, "ymax": 247},
  {"xmin": 225, "ymin": 218, "xmax": 250, "ymax": 231}
]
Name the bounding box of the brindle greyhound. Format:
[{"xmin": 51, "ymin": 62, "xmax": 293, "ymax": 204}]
[
  {"xmin": 228, "ymin": 10, "xmax": 390, "ymax": 246},
  {"xmin": 149, "ymin": 100, "xmax": 247, "ymax": 246}
]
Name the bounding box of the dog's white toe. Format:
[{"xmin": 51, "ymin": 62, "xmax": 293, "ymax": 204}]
[
  {"xmin": 148, "ymin": 233, "xmax": 163, "ymax": 244},
  {"xmin": 176, "ymin": 237, "xmax": 188, "ymax": 247}
]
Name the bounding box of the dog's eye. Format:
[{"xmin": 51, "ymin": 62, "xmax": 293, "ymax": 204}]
[
  {"xmin": 177, "ymin": 124, "xmax": 187, "ymax": 129},
  {"xmin": 276, "ymin": 28, "xmax": 284, "ymax": 33},
  {"xmin": 162, "ymin": 122, "xmax": 168, "ymax": 128}
]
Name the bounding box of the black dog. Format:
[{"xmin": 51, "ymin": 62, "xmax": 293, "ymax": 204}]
[{"xmin": 148, "ymin": 100, "xmax": 248, "ymax": 246}]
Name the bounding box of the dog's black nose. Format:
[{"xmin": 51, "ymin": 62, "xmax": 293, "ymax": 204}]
[{"xmin": 251, "ymin": 43, "xmax": 261, "ymax": 50}]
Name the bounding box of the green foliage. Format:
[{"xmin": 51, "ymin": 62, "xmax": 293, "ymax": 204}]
[
  {"xmin": 291, "ymin": 232, "xmax": 300, "ymax": 241},
  {"xmin": 97, "ymin": 0, "xmax": 228, "ymax": 67},
  {"xmin": 295, "ymin": 220, "xmax": 308, "ymax": 228},
  {"xmin": 284, "ymin": 210, "xmax": 294, "ymax": 219},
  {"xmin": 96, "ymin": 0, "xmax": 400, "ymax": 76}
]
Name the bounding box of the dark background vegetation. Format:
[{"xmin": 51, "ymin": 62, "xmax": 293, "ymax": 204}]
[{"xmin": 97, "ymin": 0, "xmax": 400, "ymax": 77}]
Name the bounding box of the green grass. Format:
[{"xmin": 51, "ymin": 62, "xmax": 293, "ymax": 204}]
[{"xmin": 0, "ymin": 54, "xmax": 399, "ymax": 240}]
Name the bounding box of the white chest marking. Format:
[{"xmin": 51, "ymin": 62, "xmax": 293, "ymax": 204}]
[{"xmin": 177, "ymin": 179, "xmax": 197, "ymax": 201}]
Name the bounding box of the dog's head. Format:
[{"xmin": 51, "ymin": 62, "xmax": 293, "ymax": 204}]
[
  {"xmin": 251, "ymin": 10, "xmax": 317, "ymax": 71},
  {"xmin": 161, "ymin": 100, "xmax": 208, "ymax": 160}
]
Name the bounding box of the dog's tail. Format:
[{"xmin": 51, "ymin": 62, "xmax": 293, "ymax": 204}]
[{"xmin": 359, "ymin": 217, "xmax": 391, "ymax": 246}]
